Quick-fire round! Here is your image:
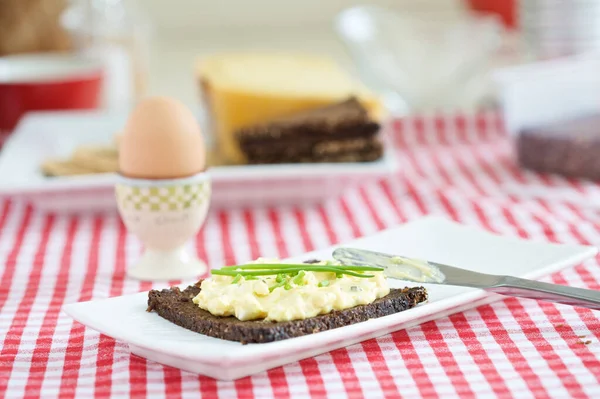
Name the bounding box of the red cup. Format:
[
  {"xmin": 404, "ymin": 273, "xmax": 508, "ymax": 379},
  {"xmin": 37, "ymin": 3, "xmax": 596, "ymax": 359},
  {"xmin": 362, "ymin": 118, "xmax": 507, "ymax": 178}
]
[
  {"xmin": 0, "ymin": 53, "xmax": 103, "ymax": 133},
  {"xmin": 466, "ymin": 0, "xmax": 517, "ymax": 29}
]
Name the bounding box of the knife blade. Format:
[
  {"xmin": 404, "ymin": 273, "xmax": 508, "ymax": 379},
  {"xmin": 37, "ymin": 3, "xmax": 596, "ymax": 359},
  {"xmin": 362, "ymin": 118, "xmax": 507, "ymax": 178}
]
[{"xmin": 332, "ymin": 247, "xmax": 600, "ymax": 310}]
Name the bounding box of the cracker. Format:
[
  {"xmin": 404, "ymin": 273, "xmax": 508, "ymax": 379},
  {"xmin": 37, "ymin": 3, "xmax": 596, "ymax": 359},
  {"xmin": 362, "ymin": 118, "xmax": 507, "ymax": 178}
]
[
  {"xmin": 41, "ymin": 159, "xmax": 98, "ymax": 177},
  {"xmin": 71, "ymin": 145, "xmax": 119, "ymax": 173}
]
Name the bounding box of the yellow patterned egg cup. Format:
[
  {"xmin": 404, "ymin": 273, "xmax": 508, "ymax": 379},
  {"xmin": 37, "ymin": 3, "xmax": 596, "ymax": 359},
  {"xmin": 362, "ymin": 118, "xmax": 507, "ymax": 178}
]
[{"xmin": 115, "ymin": 172, "xmax": 211, "ymax": 281}]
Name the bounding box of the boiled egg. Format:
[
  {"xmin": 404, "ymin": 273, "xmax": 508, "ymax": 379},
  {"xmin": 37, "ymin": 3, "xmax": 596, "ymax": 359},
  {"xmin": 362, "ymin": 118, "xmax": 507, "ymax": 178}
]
[{"xmin": 119, "ymin": 96, "xmax": 206, "ymax": 179}]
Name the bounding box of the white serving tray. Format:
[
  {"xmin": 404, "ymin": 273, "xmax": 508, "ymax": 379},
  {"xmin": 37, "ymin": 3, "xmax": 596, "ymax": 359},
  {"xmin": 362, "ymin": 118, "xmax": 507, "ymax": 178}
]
[
  {"xmin": 0, "ymin": 111, "xmax": 398, "ymax": 211},
  {"xmin": 63, "ymin": 217, "xmax": 597, "ymax": 381}
]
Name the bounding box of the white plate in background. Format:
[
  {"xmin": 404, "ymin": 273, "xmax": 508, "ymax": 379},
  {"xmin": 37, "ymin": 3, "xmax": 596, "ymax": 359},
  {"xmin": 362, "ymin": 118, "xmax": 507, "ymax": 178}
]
[
  {"xmin": 0, "ymin": 111, "xmax": 398, "ymax": 211},
  {"xmin": 64, "ymin": 217, "xmax": 597, "ymax": 380}
]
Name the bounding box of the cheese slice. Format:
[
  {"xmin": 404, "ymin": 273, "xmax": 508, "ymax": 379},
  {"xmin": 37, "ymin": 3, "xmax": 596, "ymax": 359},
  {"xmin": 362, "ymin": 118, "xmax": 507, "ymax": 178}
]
[{"xmin": 197, "ymin": 53, "xmax": 383, "ymax": 164}]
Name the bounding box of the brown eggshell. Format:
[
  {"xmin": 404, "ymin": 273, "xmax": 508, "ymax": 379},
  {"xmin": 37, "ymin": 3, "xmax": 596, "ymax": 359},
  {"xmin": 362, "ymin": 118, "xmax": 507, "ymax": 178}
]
[{"xmin": 119, "ymin": 96, "xmax": 206, "ymax": 179}]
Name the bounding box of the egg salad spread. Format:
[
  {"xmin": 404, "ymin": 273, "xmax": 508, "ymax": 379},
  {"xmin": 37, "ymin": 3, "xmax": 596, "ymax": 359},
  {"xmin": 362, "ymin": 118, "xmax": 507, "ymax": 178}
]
[{"xmin": 192, "ymin": 259, "xmax": 389, "ymax": 322}]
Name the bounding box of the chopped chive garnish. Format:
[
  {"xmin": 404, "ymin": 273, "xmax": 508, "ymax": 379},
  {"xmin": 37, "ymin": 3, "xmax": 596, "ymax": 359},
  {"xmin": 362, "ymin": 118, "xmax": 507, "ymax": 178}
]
[
  {"xmin": 336, "ymin": 272, "xmax": 343, "ymax": 279},
  {"xmin": 245, "ymin": 275, "xmax": 258, "ymax": 280},
  {"xmin": 292, "ymin": 271, "xmax": 306, "ymax": 285},
  {"xmin": 318, "ymin": 280, "xmax": 330, "ymax": 287},
  {"xmin": 284, "ymin": 282, "xmax": 292, "ymax": 290},
  {"xmin": 269, "ymin": 280, "xmax": 286, "ymax": 292},
  {"xmin": 231, "ymin": 274, "xmax": 242, "ymax": 284},
  {"xmin": 276, "ymin": 273, "xmax": 285, "ymax": 283}
]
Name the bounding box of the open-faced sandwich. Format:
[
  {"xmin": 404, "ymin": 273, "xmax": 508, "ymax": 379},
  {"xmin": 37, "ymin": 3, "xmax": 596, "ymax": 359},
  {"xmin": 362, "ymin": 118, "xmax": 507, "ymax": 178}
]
[{"xmin": 147, "ymin": 259, "xmax": 428, "ymax": 344}]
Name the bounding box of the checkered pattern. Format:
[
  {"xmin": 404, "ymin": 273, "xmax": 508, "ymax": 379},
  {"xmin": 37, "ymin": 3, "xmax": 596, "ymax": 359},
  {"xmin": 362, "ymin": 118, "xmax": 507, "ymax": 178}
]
[
  {"xmin": 2, "ymin": 111, "xmax": 600, "ymax": 398},
  {"xmin": 116, "ymin": 181, "xmax": 210, "ymax": 211}
]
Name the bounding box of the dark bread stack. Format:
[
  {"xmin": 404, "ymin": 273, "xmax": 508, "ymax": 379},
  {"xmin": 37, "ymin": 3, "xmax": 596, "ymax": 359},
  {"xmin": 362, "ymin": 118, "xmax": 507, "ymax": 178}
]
[
  {"xmin": 234, "ymin": 97, "xmax": 384, "ymax": 164},
  {"xmin": 517, "ymin": 114, "xmax": 600, "ymax": 180},
  {"xmin": 147, "ymin": 282, "xmax": 427, "ymax": 344}
]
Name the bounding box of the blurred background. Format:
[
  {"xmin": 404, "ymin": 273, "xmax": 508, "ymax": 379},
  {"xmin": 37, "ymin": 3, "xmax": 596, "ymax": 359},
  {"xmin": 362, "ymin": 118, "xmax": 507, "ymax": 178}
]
[
  {"xmin": 3, "ymin": 0, "xmax": 599, "ymax": 128},
  {"xmin": 0, "ymin": 0, "xmax": 522, "ymax": 123},
  {"xmin": 137, "ymin": 0, "xmax": 497, "ymax": 108},
  {"xmin": 2, "ymin": 0, "xmax": 600, "ymax": 211}
]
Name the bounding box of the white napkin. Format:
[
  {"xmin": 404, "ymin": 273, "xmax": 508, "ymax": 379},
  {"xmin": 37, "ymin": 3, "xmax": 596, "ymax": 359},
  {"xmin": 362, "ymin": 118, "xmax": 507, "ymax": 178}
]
[{"xmin": 493, "ymin": 51, "xmax": 600, "ymax": 135}]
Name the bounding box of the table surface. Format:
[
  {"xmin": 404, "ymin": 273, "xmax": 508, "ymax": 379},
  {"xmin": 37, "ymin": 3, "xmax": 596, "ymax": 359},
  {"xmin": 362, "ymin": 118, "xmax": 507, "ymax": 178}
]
[{"xmin": 2, "ymin": 112, "xmax": 600, "ymax": 398}]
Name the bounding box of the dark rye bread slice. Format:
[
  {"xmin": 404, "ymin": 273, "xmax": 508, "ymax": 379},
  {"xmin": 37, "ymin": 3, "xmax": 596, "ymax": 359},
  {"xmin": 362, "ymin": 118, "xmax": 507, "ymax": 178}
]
[
  {"xmin": 517, "ymin": 114, "xmax": 600, "ymax": 180},
  {"xmin": 235, "ymin": 97, "xmax": 383, "ymax": 164},
  {"xmin": 235, "ymin": 97, "xmax": 380, "ymax": 144},
  {"xmin": 244, "ymin": 137, "xmax": 384, "ymax": 164},
  {"xmin": 147, "ymin": 282, "xmax": 428, "ymax": 344}
]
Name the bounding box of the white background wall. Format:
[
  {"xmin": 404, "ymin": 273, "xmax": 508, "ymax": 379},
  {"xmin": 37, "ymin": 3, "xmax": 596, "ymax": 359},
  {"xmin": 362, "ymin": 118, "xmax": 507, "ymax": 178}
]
[
  {"xmin": 136, "ymin": 0, "xmax": 464, "ymax": 106},
  {"xmin": 140, "ymin": 0, "xmax": 463, "ymax": 34}
]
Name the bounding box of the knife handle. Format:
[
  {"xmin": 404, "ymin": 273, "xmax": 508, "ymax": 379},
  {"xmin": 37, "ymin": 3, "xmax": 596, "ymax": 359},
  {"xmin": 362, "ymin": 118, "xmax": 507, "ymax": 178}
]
[{"xmin": 489, "ymin": 276, "xmax": 600, "ymax": 310}]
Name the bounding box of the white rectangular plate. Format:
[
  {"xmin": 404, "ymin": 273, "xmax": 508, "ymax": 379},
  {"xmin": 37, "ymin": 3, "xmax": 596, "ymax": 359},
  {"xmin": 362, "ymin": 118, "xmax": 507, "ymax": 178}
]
[
  {"xmin": 63, "ymin": 217, "xmax": 597, "ymax": 380},
  {"xmin": 0, "ymin": 111, "xmax": 398, "ymax": 211}
]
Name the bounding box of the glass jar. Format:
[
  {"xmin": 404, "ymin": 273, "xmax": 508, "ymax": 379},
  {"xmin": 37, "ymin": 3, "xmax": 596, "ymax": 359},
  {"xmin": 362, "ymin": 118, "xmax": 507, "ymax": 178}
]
[{"xmin": 62, "ymin": 0, "xmax": 151, "ymax": 109}]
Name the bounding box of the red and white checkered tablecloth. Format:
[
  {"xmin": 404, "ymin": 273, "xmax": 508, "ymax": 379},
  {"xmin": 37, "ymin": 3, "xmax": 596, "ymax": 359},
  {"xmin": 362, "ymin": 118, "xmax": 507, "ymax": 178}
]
[{"xmin": 2, "ymin": 111, "xmax": 600, "ymax": 399}]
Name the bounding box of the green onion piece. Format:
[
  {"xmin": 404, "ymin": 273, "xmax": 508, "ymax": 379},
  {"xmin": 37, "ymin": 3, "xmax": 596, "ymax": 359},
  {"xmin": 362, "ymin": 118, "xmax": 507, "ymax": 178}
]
[
  {"xmin": 245, "ymin": 275, "xmax": 258, "ymax": 280},
  {"xmin": 211, "ymin": 267, "xmax": 374, "ymax": 278},
  {"xmin": 269, "ymin": 280, "xmax": 286, "ymax": 292},
  {"xmin": 318, "ymin": 280, "xmax": 330, "ymax": 287},
  {"xmin": 221, "ymin": 263, "xmax": 381, "ymax": 272},
  {"xmin": 231, "ymin": 274, "xmax": 242, "ymax": 284},
  {"xmin": 292, "ymin": 270, "xmax": 306, "ymax": 285},
  {"xmin": 276, "ymin": 273, "xmax": 285, "ymax": 283},
  {"xmin": 284, "ymin": 282, "xmax": 292, "ymax": 290},
  {"xmin": 336, "ymin": 272, "xmax": 343, "ymax": 278}
]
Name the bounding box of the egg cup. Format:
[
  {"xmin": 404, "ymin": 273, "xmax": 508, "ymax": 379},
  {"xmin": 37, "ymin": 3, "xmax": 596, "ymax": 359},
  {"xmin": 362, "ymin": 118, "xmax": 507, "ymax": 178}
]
[{"xmin": 115, "ymin": 172, "xmax": 211, "ymax": 281}]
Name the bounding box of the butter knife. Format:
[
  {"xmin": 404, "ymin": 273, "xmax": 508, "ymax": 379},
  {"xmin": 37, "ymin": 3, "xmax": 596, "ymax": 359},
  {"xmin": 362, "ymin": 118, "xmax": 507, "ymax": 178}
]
[{"xmin": 332, "ymin": 247, "xmax": 600, "ymax": 310}]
